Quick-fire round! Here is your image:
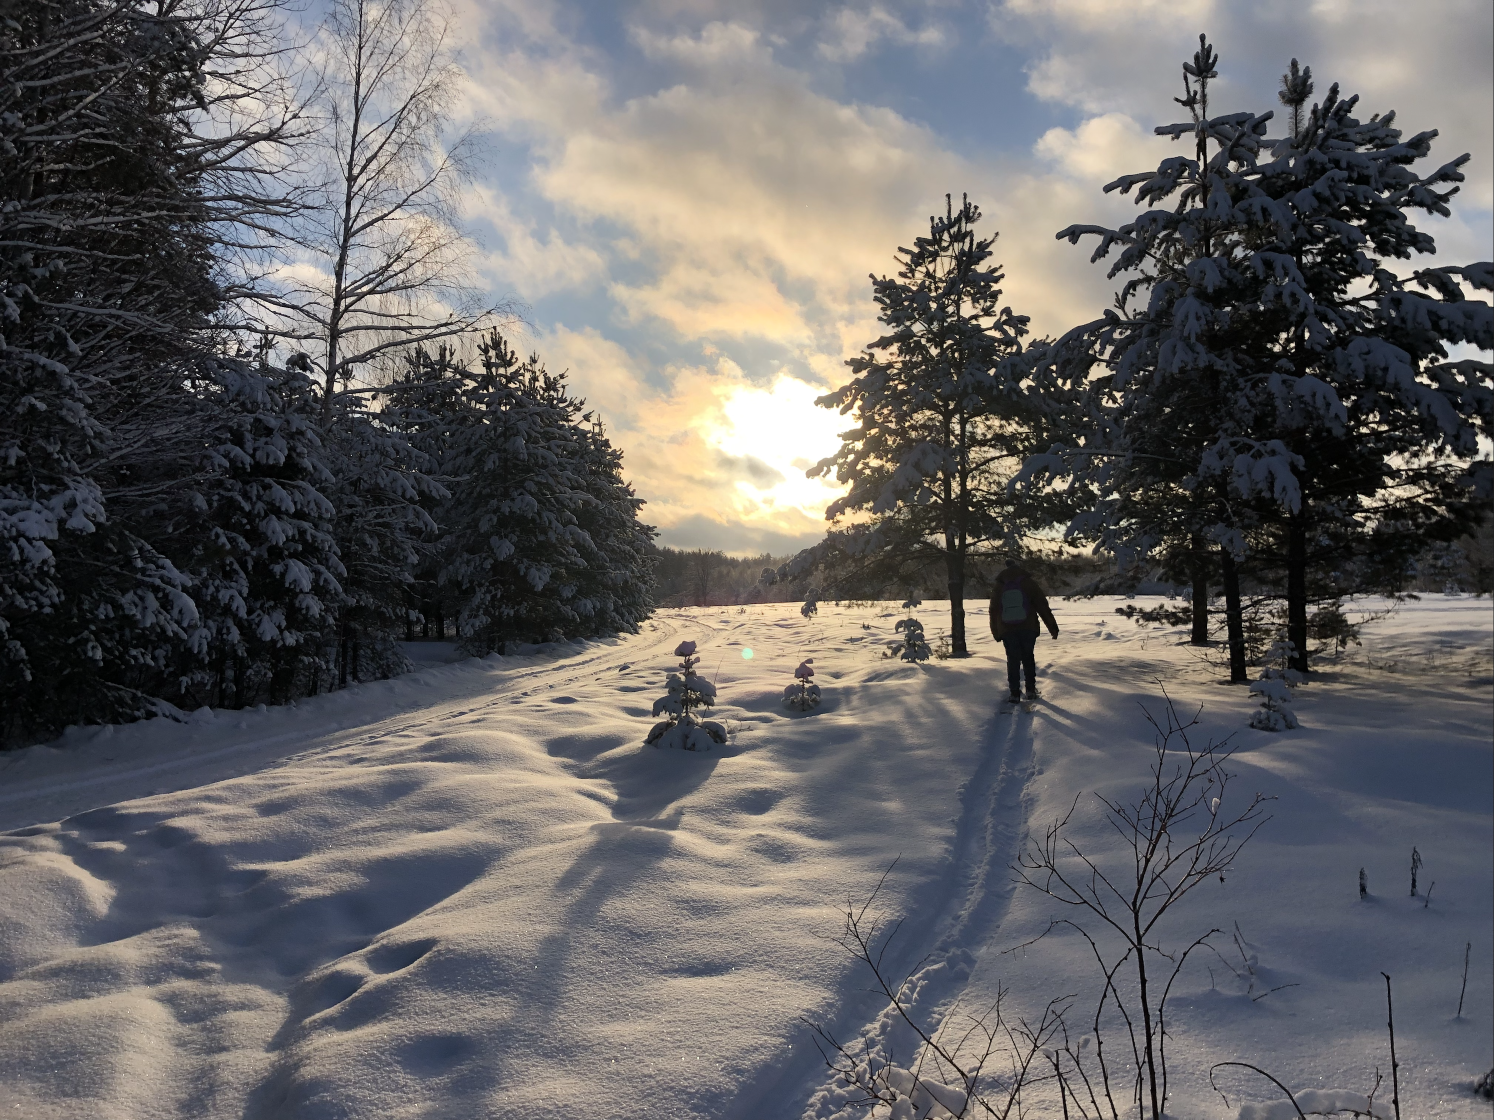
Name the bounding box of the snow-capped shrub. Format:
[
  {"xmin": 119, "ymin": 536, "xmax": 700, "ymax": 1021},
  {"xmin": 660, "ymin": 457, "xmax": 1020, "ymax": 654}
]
[
  {"xmin": 783, "ymin": 658, "xmax": 821, "ymax": 711},
  {"xmin": 645, "ymin": 640, "xmax": 726, "ymax": 751},
  {"xmin": 1249, "ymin": 637, "xmax": 1302, "ymax": 731},
  {"xmin": 888, "ymin": 599, "xmax": 931, "ymax": 662},
  {"xmin": 801, "ymin": 586, "xmax": 820, "ymax": 618}
]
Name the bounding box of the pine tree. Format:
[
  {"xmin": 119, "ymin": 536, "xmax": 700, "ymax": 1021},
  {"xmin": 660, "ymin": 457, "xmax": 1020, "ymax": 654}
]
[
  {"xmin": 170, "ymin": 361, "xmax": 345, "ymax": 707},
  {"xmin": 1230, "ymin": 70, "xmax": 1491, "ymax": 670},
  {"xmin": 1, "ymin": 0, "xmax": 223, "ymax": 736},
  {"xmin": 812, "ymin": 195, "xmax": 1048, "ymax": 656},
  {"xmin": 1021, "ymin": 36, "xmax": 1278, "ymax": 682},
  {"xmin": 1027, "ymin": 39, "xmax": 1491, "ymax": 678},
  {"xmin": 322, "ymin": 399, "xmax": 442, "ymax": 685},
  {"xmin": 569, "ymin": 416, "xmax": 657, "ymax": 636}
]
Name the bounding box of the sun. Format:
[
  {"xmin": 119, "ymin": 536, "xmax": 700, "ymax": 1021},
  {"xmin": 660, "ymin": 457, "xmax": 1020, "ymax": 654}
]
[{"xmin": 712, "ymin": 376, "xmax": 849, "ymax": 525}]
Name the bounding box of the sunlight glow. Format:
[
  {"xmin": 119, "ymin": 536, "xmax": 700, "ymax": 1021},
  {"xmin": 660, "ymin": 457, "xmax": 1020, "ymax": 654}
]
[{"xmin": 712, "ymin": 376, "xmax": 849, "ymax": 526}]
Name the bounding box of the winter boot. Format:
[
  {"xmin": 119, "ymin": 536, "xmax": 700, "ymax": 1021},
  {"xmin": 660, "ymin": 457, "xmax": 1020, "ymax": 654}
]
[{"xmin": 1023, "ymin": 687, "xmax": 1040, "ymax": 701}]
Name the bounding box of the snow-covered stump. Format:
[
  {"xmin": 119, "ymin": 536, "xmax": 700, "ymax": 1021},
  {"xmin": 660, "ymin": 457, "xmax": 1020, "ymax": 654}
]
[
  {"xmin": 782, "ymin": 658, "xmax": 821, "ymax": 712},
  {"xmin": 1250, "ymin": 638, "xmax": 1303, "ymax": 731},
  {"xmin": 645, "ymin": 640, "xmax": 726, "ymax": 751}
]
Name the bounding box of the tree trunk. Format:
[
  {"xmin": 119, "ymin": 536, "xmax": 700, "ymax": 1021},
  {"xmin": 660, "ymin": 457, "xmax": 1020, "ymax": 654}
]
[
  {"xmin": 1220, "ymin": 548, "xmax": 1248, "ymax": 683},
  {"xmin": 947, "ymin": 549, "xmax": 967, "ymax": 656},
  {"xmin": 1286, "ymin": 515, "xmax": 1309, "ymax": 674},
  {"xmin": 1190, "ymin": 534, "xmax": 1209, "ymax": 646}
]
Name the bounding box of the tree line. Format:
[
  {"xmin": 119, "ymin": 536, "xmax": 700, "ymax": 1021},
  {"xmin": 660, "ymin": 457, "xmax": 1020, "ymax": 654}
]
[
  {"xmin": 794, "ymin": 38, "xmax": 1491, "ymax": 677},
  {"xmin": 0, "ymin": 0, "xmax": 654, "ymax": 744}
]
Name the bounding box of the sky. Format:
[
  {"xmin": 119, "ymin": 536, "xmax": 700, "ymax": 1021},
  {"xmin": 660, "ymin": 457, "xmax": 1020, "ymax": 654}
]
[{"xmin": 443, "ymin": 0, "xmax": 1493, "ymax": 556}]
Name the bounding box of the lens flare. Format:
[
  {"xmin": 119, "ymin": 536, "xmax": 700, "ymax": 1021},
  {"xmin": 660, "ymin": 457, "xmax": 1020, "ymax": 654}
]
[{"xmin": 742, "ymin": 648, "xmax": 754, "ymax": 659}]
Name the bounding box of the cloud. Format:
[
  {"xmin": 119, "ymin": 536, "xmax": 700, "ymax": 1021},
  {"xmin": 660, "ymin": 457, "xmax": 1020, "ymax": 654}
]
[
  {"xmin": 817, "ymin": 5, "xmax": 947, "ymax": 62},
  {"xmin": 466, "ymin": 185, "xmax": 607, "ymax": 302},
  {"xmin": 532, "ymin": 325, "xmax": 847, "ymax": 551},
  {"xmin": 712, "ymin": 450, "xmax": 786, "ymax": 489},
  {"xmin": 656, "ymin": 512, "xmax": 830, "ymax": 557},
  {"xmin": 991, "ymin": 0, "xmax": 1493, "ymax": 212}
]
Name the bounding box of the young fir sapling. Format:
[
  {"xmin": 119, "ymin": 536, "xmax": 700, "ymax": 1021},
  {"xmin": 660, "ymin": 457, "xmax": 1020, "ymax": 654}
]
[
  {"xmin": 645, "ymin": 640, "xmax": 727, "ymax": 751},
  {"xmin": 1250, "ymin": 637, "xmax": 1303, "ymax": 731},
  {"xmin": 1359, "ymin": 868, "xmax": 1368, "ymax": 900},
  {"xmin": 888, "ymin": 598, "xmax": 931, "ymax": 662},
  {"xmin": 801, "ymin": 586, "xmax": 820, "ymax": 619},
  {"xmin": 783, "ymin": 658, "xmax": 822, "ymax": 711},
  {"xmin": 1409, "ymin": 847, "xmax": 1422, "ymax": 896}
]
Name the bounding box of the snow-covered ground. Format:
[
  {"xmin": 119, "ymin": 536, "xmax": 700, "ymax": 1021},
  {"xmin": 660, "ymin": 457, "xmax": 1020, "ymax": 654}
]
[{"xmin": 0, "ymin": 597, "xmax": 1489, "ymax": 1119}]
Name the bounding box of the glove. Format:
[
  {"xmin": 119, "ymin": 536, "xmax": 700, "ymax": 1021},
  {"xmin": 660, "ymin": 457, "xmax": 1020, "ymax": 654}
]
[{"xmin": 1048, "ymin": 625, "xmax": 1059, "ymax": 639}]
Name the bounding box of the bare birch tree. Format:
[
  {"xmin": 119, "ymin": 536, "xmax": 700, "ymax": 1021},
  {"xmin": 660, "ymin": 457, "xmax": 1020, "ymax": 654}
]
[{"xmin": 282, "ymin": 0, "xmax": 506, "ymax": 424}]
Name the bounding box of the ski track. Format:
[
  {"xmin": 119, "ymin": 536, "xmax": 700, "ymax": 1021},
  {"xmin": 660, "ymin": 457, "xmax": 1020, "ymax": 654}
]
[
  {"xmin": 785, "ymin": 696, "xmax": 1039, "ymax": 1118},
  {"xmin": 0, "ymin": 617, "xmax": 683, "ymax": 833}
]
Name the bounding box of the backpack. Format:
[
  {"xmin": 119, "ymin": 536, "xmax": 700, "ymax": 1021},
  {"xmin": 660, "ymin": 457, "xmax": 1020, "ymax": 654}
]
[{"xmin": 999, "ymin": 578, "xmax": 1030, "ymax": 624}]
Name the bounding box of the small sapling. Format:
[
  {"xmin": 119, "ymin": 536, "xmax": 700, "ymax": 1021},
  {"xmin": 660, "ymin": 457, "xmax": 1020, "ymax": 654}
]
[
  {"xmin": 1359, "ymin": 868, "xmax": 1368, "ymax": 900},
  {"xmin": 888, "ymin": 598, "xmax": 931, "ymax": 662},
  {"xmin": 782, "ymin": 658, "xmax": 822, "ymax": 711},
  {"xmin": 801, "ymin": 586, "xmax": 820, "ymax": 619},
  {"xmin": 1409, "ymin": 847, "xmax": 1422, "ymax": 896},
  {"xmin": 1249, "ymin": 636, "xmax": 1302, "ymax": 731},
  {"xmin": 645, "ymin": 640, "xmax": 727, "ymax": 751},
  {"xmin": 1458, "ymin": 941, "xmax": 1470, "ymax": 1018}
]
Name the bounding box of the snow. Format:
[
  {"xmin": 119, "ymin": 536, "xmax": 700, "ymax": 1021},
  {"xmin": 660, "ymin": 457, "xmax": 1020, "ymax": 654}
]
[{"xmin": 0, "ymin": 597, "xmax": 1489, "ymax": 1119}]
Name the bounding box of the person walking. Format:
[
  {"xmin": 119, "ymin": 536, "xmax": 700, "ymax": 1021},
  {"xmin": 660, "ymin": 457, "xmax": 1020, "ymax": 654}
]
[{"xmin": 989, "ymin": 558, "xmax": 1059, "ymax": 705}]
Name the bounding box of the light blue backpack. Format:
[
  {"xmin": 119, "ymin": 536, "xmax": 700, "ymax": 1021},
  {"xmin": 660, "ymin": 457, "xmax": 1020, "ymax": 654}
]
[{"xmin": 999, "ymin": 579, "xmax": 1030, "ymax": 624}]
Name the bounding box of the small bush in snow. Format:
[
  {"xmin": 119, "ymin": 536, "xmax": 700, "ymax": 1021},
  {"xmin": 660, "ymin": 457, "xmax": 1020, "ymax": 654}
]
[
  {"xmin": 801, "ymin": 586, "xmax": 820, "ymax": 618},
  {"xmin": 783, "ymin": 658, "xmax": 821, "ymax": 711},
  {"xmin": 645, "ymin": 640, "xmax": 726, "ymax": 751},
  {"xmin": 888, "ymin": 598, "xmax": 931, "ymax": 661},
  {"xmin": 1249, "ymin": 638, "xmax": 1302, "ymax": 731}
]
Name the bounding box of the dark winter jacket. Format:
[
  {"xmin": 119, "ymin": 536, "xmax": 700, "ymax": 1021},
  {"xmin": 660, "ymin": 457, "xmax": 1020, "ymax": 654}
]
[{"xmin": 989, "ymin": 568, "xmax": 1059, "ymax": 640}]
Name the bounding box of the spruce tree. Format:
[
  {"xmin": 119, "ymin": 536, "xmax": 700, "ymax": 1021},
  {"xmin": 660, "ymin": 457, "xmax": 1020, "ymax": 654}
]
[
  {"xmin": 1, "ymin": 0, "xmax": 222, "ymax": 736},
  {"xmin": 173, "ymin": 360, "xmax": 344, "ymax": 707},
  {"xmin": 812, "ymin": 195, "xmax": 1047, "ymax": 656}
]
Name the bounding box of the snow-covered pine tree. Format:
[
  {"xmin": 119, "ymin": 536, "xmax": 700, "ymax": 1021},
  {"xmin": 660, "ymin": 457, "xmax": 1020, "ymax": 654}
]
[
  {"xmin": 437, "ymin": 332, "xmax": 593, "ymax": 651},
  {"xmin": 321, "ymin": 395, "xmax": 441, "ymax": 685},
  {"xmin": 1249, "ymin": 636, "xmax": 1302, "ymax": 731},
  {"xmin": 1225, "ymin": 68, "xmax": 1491, "ymax": 670},
  {"xmin": 800, "ymin": 586, "xmax": 820, "ymax": 618},
  {"xmin": 569, "ymin": 415, "xmax": 657, "ymax": 636},
  {"xmin": 1020, "ymin": 37, "xmax": 1286, "ymax": 682},
  {"xmin": 1022, "ymin": 37, "xmax": 1491, "ymax": 678},
  {"xmin": 172, "ymin": 360, "xmax": 345, "ymax": 707},
  {"xmin": 889, "ymin": 598, "xmax": 932, "ymax": 662},
  {"xmin": 646, "ymin": 640, "xmax": 726, "ymax": 750},
  {"xmin": 783, "ymin": 658, "xmax": 821, "ymax": 711},
  {"xmin": 812, "ymin": 195, "xmax": 1053, "ymax": 657},
  {"xmin": 383, "ymin": 344, "xmax": 472, "ymax": 640},
  {"xmin": 1, "ymin": 0, "xmax": 230, "ymax": 737}
]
